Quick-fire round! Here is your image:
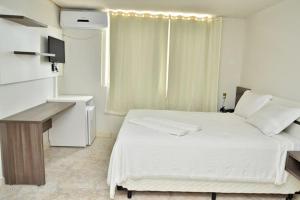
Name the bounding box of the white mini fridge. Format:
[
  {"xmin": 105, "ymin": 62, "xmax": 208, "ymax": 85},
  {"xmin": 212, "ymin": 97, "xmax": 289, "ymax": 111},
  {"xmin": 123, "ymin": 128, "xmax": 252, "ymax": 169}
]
[{"xmin": 47, "ymin": 95, "xmax": 96, "ymax": 147}]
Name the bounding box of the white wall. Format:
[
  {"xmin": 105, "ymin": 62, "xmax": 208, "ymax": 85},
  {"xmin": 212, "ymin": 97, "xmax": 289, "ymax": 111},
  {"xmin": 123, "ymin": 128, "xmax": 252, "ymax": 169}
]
[
  {"xmin": 58, "ymin": 19, "xmax": 246, "ymax": 135},
  {"xmin": 218, "ymin": 18, "xmax": 245, "ymax": 109},
  {"xmin": 241, "ymin": 0, "xmax": 300, "ymax": 101},
  {"xmin": 0, "ymin": 0, "xmax": 60, "ymax": 183},
  {"xmin": 58, "ymin": 29, "xmax": 124, "ymax": 136},
  {"xmin": 0, "ymin": 79, "xmax": 55, "ymax": 119},
  {"xmin": 0, "ymin": 2, "xmax": 62, "ymax": 85}
]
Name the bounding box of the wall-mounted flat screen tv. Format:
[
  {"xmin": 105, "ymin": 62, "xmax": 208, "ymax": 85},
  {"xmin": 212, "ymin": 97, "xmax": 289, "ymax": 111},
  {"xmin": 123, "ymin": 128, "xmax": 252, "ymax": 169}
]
[{"xmin": 48, "ymin": 36, "xmax": 65, "ymax": 63}]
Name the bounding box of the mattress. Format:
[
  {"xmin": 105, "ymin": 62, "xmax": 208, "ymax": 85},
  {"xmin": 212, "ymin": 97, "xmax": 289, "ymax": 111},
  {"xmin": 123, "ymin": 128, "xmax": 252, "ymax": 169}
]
[{"xmin": 108, "ymin": 109, "xmax": 300, "ymax": 198}]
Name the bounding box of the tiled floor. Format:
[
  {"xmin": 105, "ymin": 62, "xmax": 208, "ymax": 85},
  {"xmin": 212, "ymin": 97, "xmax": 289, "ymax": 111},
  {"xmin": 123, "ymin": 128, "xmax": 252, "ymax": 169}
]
[{"xmin": 0, "ymin": 137, "xmax": 296, "ymax": 200}]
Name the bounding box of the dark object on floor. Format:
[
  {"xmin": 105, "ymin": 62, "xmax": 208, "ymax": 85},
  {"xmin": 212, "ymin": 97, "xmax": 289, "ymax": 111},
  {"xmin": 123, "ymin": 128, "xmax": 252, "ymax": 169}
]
[
  {"xmin": 127, "ymin": 191, "xmax": 132, "ymax": 199},
  {"xmin": 212, "ymin": 192, "xmax": 217, "ymax": 200},
  {"xmin": 286, "ymin": 194, "xmax": 294, "ymax": 200}
]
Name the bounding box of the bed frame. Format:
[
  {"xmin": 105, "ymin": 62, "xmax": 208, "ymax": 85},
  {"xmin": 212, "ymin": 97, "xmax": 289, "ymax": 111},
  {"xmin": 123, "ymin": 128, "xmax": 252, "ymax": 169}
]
[
  {"xmin": 118, "ymin": 176, "xmax": 300, "ymax": 200},
  {"xmin": 116, "ymin": 86, "xmax": 300, "ymax": 200}
]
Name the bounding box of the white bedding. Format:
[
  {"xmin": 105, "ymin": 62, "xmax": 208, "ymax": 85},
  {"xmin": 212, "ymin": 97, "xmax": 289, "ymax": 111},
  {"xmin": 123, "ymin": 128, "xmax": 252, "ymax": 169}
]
[
  {"xmin": 107, "ymin": 110, "xmax": 300, "ymax": 198},
  {"xmin": 129, "ymin": 117, "xmax": 201, "ymax": 136}
]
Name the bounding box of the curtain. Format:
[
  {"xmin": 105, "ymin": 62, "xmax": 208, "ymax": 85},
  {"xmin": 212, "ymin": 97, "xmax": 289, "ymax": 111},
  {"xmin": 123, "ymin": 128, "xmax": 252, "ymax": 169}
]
[
  {"xmin": 107, "ymin": 14, "xmax": 169, "ymax": 114},
  {"xmin": 167, "ymin": 18, "xmax": 222, "ymax": 112}
]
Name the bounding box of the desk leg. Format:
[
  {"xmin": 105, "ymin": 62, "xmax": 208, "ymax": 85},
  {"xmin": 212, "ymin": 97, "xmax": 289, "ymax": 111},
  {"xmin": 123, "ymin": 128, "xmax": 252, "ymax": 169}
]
[{"xmin": 0, "ymin": 122, "xmax": 45, "ymax": 185}]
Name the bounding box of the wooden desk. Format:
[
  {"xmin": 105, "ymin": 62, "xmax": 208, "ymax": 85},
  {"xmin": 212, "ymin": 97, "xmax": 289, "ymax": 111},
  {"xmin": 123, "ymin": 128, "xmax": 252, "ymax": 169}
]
[{"xmin": 0, "ymin": 102, "xmax": 75, "ymax": 186}]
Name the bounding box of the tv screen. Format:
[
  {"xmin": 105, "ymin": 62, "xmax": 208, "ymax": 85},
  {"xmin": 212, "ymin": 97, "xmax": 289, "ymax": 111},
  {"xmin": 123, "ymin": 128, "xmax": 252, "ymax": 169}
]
[{"xmin": 48, "ymin": 36, "xmax": 65, "ymax": 63}]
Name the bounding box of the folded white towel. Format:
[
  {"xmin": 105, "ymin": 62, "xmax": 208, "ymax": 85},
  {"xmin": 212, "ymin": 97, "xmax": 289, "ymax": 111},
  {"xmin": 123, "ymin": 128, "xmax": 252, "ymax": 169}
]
[
  {"xmin": 143, "ymin": 117, "xmax": 201, "ymax": 132},
  {"xmin": 129, "ymin": 118, "xmax": 189, "ymax": 136}
]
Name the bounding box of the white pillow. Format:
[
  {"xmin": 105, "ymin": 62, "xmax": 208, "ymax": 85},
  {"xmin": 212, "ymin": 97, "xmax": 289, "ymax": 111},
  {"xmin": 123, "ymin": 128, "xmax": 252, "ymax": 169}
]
[
  {"xmin": 234, "ymin": 91, "xmax": 272, "ymax": 118},
  {"xmin": 246, "ymin": 103, "xmax": 300, "ymax": 136}
]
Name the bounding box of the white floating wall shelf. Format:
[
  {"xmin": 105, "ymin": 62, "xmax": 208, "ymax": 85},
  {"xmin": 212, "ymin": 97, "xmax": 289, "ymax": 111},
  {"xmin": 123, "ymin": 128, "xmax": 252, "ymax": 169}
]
[
  {"xmin": 0, "ymin": 14, "xmax": 47, "ymax": 28},
  {"xmin": 13, "ymin": 51, "xmax": 55, "ymax": 57}
]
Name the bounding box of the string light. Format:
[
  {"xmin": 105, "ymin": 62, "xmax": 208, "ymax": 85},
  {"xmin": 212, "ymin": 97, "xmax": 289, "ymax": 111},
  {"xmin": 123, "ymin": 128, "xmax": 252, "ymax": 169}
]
[{"xmin": 107, "ymin": 9, "xmax": 215, "ymax": 21}]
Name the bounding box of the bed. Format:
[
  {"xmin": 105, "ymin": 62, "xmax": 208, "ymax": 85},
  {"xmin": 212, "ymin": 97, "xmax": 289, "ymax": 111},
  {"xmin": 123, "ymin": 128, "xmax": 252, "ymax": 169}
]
[{"xmin": 107, "ymin": 87, "xmax": 300, "ymax": 200}]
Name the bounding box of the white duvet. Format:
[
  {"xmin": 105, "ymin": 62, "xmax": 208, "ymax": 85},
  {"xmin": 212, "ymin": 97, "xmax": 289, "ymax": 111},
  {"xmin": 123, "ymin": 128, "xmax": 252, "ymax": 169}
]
[{"xmin": 107, "ymin": 110, "xmax": 300, "ymax": 198}]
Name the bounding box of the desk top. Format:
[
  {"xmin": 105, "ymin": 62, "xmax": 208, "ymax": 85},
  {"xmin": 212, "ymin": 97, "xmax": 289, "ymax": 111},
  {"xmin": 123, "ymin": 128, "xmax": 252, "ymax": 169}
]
[
  {"xmin": 0, "ymin": 102, "xmax": 76, "ymax": 123},
  {"xmin": 48, "ymin": 95, "xmax": 93, "ymax": 103}
]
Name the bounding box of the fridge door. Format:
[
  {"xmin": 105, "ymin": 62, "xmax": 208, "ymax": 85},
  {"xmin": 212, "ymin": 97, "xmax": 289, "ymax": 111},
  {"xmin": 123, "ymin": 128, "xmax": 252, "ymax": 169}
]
[{"xmin": 87, "ymin": 106, "xmax": 96, "ymax": 145}]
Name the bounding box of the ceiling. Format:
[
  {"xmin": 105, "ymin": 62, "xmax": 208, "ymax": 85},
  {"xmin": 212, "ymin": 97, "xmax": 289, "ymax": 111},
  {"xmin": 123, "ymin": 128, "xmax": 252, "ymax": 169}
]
[{"xmin": 51, "ymin": 0, "xmax": 283, "ymax": 18}]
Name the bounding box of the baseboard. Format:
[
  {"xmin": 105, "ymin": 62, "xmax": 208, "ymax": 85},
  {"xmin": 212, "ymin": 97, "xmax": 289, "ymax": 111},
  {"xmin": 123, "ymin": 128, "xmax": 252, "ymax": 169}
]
[
  {"xmin": 0, "ymin": 177, "xmax": 4, "ymax": 186},
  {"xmin": 96, "ymin": 132, "xmax": 117, "ymax": 139},
  {"xmin": 43, "ymin": 131, "xmax": 50, "ymax": 150}
]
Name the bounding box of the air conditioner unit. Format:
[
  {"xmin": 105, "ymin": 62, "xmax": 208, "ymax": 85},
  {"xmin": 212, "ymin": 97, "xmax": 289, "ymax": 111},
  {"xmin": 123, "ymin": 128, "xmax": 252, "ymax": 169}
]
[{"xmin": 60, "ymin": 10, "xmax": 108, "ymax": 30}]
